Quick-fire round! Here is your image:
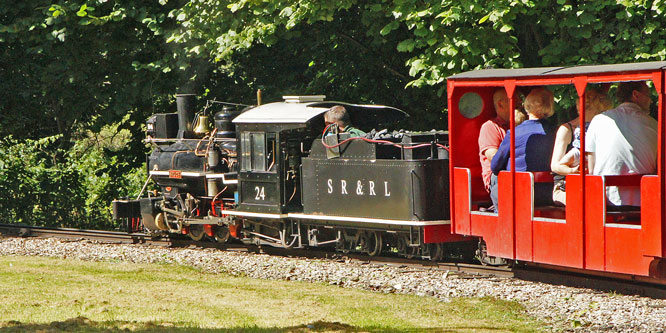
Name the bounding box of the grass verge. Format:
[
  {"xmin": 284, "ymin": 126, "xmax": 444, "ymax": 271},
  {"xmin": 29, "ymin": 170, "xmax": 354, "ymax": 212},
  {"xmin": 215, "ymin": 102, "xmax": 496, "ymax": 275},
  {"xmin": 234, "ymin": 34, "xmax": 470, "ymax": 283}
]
[{"xmin": 0, "ymin": 255, "xmax": 542, "ymax": 331}]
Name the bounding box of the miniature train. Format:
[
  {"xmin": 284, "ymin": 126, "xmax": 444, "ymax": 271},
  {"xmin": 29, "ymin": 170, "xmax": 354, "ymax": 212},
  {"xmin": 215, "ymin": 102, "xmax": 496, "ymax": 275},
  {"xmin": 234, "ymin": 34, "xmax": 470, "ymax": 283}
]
[{"xmin": 115, "ymin": 61, "xmax": 666, "ymax": 283}]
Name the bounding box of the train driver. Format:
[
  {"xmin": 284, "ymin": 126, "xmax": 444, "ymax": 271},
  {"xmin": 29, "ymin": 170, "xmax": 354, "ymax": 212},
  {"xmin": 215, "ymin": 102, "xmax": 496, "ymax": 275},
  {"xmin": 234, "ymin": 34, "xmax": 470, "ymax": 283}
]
[
  {"xmin": 585, "ymin": 81, "xmax": 657, "ymax": 207},
  {"xmin": 325, "ymin": 105, "xmax": 366, "ymax": 137}
]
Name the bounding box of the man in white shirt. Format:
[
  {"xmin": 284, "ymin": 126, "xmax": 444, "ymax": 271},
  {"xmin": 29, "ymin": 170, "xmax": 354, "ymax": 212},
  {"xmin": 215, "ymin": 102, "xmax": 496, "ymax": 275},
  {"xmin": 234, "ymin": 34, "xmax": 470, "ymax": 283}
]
[{"xmin": 585, "ymin": 81, "xmax": 657, "ymax": 207}]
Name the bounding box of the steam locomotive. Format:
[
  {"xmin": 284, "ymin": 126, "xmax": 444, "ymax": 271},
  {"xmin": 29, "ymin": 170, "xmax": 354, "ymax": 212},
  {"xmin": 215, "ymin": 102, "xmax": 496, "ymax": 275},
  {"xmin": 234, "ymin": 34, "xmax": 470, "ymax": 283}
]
[{"xmin": 113, "ymin": 94, "xmax": 471, "ymax": 261}]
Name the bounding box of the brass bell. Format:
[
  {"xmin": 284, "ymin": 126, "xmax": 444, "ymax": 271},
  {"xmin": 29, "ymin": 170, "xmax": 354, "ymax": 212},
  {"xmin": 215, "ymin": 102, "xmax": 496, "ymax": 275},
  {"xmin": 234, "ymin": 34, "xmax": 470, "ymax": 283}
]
[{"xmin": 193, "ymin": 115, "xmax": 211, "ymax": 135}]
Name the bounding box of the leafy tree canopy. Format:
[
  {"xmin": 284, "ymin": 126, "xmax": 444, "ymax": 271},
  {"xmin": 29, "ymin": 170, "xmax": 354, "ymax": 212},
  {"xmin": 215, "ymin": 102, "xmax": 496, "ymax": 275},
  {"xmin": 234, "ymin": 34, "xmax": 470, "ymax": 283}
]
[{"xmin": 170, "ymin": 0, "xmax": 666, "ymax": 98}]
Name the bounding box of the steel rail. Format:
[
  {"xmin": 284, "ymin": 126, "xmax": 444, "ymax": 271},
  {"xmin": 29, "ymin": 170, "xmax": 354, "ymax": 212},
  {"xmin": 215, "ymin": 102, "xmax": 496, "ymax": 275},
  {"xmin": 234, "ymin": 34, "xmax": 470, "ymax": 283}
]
[{"xmin": 0, "ymin": 224, "xmax": 250, "ymax": 251}]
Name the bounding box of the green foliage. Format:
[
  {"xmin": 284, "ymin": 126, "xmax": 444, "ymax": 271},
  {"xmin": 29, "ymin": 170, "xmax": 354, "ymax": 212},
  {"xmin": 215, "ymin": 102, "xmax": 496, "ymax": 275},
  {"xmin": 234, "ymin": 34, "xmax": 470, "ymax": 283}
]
[
  {"xmin": 0, "ymin": 118, "xmax": 146, "ymax": 229},
  {"xmin": 0, "ymin": 1, "xmax": 184, "ymax": 141},
  {"xmin": 170, "ymin": 0, "xmax": 666, "ymax": 97},
  {"xmin": 0, "ymin": 1, "xmax": 176, "ymax": 228}
]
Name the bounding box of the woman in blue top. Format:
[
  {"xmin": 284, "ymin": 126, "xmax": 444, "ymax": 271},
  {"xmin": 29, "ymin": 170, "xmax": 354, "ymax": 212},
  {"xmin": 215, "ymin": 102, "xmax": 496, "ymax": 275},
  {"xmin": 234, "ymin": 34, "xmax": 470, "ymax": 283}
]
[{"xmin": 490, "ymin": 87, "xmax": 557, "ymax": 208}]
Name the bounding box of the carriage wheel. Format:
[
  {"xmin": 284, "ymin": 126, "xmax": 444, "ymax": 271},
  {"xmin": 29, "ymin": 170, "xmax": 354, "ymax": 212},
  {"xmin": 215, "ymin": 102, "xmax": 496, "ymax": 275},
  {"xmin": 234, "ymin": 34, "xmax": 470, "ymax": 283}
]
[
  {"xmin": 477, "ymin": 239, "xmax": 507, "ymax": 266},
  {"xmin": 429, "ymin": 243, "xmax": 444, "ymax": 262},
  {"xmin": 188, "ymin": 225, "xmax": 205, "ymax": 241}
]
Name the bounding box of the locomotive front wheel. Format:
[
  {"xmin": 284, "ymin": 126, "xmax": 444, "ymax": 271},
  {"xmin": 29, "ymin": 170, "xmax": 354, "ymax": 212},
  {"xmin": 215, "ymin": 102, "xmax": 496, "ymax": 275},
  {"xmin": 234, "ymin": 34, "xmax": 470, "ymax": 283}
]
[{"xmin": 188, "ymin": 225, "xmax": 205, "ymax": 241}]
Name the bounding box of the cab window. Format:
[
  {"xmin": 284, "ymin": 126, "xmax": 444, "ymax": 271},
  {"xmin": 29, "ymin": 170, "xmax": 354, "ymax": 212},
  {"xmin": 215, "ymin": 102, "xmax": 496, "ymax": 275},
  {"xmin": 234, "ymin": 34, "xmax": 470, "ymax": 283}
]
[{"xmin": 241, "ymin": 132, "xmax": 277, "ymax": 172}]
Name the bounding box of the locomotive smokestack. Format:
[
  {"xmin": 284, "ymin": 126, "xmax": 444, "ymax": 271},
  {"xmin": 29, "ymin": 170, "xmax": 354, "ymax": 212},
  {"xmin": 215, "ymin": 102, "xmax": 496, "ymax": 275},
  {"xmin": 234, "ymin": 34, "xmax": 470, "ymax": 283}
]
[{"xmin": 176, "ymin": 94, "xmax": 196, "ymax": 139}]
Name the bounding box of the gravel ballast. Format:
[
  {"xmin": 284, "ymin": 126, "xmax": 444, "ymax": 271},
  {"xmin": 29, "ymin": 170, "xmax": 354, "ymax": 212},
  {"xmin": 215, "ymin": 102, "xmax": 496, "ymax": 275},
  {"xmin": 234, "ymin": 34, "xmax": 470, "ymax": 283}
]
[{"xmin": 1, "ymin": 237, "xmax": 665, "ymax": 331}]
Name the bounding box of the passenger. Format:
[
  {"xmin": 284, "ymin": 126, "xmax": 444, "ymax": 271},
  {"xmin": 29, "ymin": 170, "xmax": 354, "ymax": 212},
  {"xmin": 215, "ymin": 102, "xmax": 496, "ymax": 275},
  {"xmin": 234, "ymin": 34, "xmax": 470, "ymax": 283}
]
[
  {"xmin": 490, "ymin": 87, "xmax": 557, "ymax": 209},
  {"xmin": 550, "ymin": 89, "xmax": 612, "ymax": 206},
  {"xmin": 585, "ymin": 81, "xmax": 657, "ymax": 207},
  {"xmin": 478, "ymin": 89, "xmax": 526, "ymax": 209},
  {"xmin": 479, "ymin": 90, "xmax": 510, "ymax": 197},
  {"xmin": 325, "ymin": 105, "xmax": 366, "ymax": 137}
]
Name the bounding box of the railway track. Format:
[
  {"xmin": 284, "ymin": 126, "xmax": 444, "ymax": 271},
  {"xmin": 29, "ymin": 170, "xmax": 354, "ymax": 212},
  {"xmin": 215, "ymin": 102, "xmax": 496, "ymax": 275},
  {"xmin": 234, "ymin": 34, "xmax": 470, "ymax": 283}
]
[
  {"xmin": 1, "ymin": 223, "xmax": 665, "ymax": 299},
  {"xmin": 0, "ymin": 224, "xmax": 251, "ymax": 252}
]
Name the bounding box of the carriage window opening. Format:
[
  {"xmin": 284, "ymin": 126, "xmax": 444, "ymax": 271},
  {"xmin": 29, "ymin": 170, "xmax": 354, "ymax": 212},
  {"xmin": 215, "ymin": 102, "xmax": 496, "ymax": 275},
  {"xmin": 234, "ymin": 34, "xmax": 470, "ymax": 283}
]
[{"xmin": 458, "ymin": 92, "xmax": 484, "ymax": 119}]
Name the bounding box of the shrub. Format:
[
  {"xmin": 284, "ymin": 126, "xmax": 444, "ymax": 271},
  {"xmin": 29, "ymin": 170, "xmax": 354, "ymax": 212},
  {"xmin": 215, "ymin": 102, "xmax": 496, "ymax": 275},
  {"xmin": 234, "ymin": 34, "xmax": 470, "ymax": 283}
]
[{"xmin": 0, "ymin": 122, "xmax": 146, "ymax": 229}]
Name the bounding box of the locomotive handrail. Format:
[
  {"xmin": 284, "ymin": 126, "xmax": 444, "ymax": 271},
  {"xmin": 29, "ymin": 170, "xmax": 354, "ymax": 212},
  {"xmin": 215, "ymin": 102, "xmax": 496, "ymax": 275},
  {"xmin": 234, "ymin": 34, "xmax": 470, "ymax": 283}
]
[
  {"xmin": 410, "ymin": 170, "xmax": 420, "ymax": 220},
  {"xmin": 320, "ymin": 124, "xmax": 449, "ymax": 151}
]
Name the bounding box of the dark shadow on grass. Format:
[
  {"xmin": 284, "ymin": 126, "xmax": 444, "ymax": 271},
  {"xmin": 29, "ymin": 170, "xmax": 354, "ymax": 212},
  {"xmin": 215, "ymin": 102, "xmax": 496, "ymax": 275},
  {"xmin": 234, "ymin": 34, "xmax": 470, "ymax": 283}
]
[{"xmin": 0, "ymin": 317, "xmax": 495, "ymax": 332}]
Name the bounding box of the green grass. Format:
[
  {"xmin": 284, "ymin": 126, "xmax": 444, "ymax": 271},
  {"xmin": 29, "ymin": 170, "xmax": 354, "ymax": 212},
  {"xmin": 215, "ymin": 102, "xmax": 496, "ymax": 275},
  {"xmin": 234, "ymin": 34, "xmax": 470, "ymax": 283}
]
[{"xmin": 0, "ymin": 255, "xmax": 543, "ymax": 331}]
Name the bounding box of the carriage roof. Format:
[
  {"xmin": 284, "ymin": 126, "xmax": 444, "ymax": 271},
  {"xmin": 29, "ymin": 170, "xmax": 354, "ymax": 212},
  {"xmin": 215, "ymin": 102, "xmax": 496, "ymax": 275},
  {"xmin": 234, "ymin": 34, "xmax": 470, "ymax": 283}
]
[{"xmin": 447, "ymin": 61, "xmax": 666, "ymax": 81}]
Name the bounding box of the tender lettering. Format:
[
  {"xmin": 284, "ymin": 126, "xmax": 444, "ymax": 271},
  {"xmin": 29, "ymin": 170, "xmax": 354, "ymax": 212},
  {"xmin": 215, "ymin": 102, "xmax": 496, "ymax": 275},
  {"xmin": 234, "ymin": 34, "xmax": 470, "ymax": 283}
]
[
  {"xmin": 356, "ymin": 180, "xmax": 364, "ymax": 195},
  {"xmin": 325, "ymin": 179, "xmax": 390, "ymax": 197}
]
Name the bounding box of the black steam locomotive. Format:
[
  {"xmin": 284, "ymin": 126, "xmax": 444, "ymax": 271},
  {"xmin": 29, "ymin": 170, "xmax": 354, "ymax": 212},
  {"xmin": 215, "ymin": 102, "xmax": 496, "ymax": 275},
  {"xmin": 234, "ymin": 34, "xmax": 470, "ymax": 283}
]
[{"xmin": 114, "ymin": 94, "xmax": 471, "ymax": 260}]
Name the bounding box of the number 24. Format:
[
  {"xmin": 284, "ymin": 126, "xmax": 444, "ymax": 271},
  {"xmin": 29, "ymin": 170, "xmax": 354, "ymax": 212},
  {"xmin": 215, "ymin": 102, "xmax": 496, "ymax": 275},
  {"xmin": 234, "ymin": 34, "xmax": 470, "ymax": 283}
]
[{"xmin": 254, "ymin": 186, "xmax": 265, "ymax": 200}]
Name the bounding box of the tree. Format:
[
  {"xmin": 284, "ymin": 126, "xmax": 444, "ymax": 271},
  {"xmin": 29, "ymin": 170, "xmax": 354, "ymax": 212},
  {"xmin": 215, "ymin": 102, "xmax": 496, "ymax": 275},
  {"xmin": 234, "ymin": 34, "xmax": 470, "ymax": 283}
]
[
  {"xmin": 0, "ymin": 1, "xmax": 184, "ymax": 141},
  {"xmin": 169, "ymin": 0, "xmax": 666, "ymax": 113}
]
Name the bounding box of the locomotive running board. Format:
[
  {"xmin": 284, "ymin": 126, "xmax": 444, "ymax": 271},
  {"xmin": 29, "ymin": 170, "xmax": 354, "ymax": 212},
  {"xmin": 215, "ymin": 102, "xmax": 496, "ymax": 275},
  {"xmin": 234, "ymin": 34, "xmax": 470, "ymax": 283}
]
[
  {"xmin": 149, "ymin": 171, "xmax": 239, "ymax": 184},
  {"xmin": 287, "ymin": 213, "xmax": 449, "ymax": 226},
  {"xmin": 219, "ymin": 210, "xmax": 450, "ymax": 226},
  {"xmin": 220, "ymin": 210, "xmax": 287, "ymax": 219}
]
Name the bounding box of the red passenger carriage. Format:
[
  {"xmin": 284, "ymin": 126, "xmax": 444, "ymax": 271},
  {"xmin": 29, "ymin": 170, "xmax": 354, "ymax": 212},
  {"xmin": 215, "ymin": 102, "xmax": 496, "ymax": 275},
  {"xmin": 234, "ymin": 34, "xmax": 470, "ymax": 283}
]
[{"xmin": 446, "ymin": 62, "xmax": 666, "ymax": 281}]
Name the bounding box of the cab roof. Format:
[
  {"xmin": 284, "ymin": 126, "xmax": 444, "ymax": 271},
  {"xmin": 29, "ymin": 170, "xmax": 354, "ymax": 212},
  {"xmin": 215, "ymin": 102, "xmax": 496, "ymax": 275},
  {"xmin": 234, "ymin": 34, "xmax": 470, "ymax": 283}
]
[{"xmin": 232, "ymin": 99, "xmax": 408, "ymax": 128}]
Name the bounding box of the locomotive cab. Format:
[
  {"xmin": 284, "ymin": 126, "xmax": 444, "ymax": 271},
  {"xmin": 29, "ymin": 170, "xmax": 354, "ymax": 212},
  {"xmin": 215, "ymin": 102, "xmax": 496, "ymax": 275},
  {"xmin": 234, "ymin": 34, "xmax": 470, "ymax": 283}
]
[
  {"xmin": 231, "ymin": 95, "xmax": 409, "ymax": 215},
  {"xmin": 234, "ymin": 119, "xmax": 307, "ymax": 214}
]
